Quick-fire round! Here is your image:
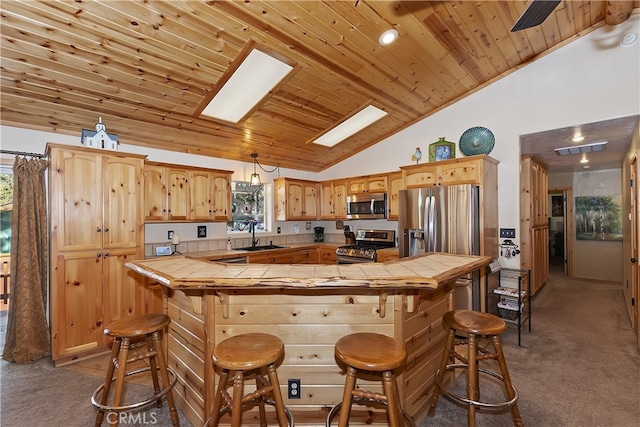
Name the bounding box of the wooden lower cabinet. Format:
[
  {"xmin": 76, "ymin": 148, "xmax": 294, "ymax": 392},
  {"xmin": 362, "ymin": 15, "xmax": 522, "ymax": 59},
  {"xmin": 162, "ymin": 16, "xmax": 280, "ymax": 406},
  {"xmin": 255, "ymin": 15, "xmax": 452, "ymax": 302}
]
[
  {"xmin": 161, "ymin": 283, "xmax": 454, "ymax": 426},
  {"xmin": 292, "ymin": 248, "xmax": 319, "ymax": 264},
  {"xmin": 319, "ymin": 246, "xmax": 339, "ymax": 264},
  {"xmin": 51, "ymin": 248, "xmax": 144, "ymax": 363}
]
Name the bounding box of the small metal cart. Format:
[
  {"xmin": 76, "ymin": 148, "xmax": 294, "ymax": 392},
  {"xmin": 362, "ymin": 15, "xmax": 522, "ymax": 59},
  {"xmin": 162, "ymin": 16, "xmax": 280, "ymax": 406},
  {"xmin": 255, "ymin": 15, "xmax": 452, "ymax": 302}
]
[{"xmin": 485, "ymin": 267, "xmax": 531, "ymax": 346}]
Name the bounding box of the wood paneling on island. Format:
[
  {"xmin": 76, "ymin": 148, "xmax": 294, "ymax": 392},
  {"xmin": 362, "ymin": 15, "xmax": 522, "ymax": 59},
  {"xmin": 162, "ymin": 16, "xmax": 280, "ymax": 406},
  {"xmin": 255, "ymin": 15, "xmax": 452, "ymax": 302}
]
[{"xmin": 127, "ymin": 253, "xmax": 491, "ymax": 426}]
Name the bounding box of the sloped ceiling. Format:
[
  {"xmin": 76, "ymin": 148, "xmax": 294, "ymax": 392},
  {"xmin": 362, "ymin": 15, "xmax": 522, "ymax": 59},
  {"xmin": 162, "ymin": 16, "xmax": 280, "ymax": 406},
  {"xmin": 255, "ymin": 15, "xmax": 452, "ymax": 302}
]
[{"xmin": 1, "ymin": 1, "xmax": 637, "ymax": 171}]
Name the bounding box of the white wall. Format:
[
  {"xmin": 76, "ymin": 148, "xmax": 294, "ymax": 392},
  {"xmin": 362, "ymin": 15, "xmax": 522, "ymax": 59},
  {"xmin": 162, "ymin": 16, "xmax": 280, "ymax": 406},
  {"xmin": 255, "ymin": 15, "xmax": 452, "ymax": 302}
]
[{"xmin": 1, "ymin": 16, "xmax": 639, "ymax": 256}]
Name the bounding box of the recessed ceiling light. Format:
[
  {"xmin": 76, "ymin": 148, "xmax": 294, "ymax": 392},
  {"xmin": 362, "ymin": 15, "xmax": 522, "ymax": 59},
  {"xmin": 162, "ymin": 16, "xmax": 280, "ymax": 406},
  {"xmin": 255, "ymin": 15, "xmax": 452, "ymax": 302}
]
[
  {"xmin": 312, "ymin": 105, "xmax": 388, "ymax": 147},
  {"xmin": 554, "ymin": 141, "xmax": 608, "ymax": 156},
  {"xmin": 379, "ymin": 29, "xmax": 398, "ymax": 46}
]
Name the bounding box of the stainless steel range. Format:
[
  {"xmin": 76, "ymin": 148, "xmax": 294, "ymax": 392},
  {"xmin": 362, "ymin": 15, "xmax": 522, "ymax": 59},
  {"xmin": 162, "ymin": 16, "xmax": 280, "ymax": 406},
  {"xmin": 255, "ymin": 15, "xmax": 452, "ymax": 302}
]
[{"xmin": 336, "ymin": 229, "xmax": 396, "ymax": 264}]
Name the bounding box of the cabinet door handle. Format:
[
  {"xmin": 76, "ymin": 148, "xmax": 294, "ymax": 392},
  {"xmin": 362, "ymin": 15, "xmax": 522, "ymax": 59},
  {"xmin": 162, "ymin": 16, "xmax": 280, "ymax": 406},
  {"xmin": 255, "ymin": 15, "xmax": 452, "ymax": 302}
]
[
  {"xmin": 96, "ymin": 227, "xmax": 101, "ymax": 232},
  {"xmin": 104, "ymin": 252, "xmax": 109, "ymax": 257},
  {"xmin": 96, "ymin": 253, "xmax": 101, "ymax": 258},
  {"xmin": 104, "ymin": 228, "xmax": 109, "ymax": 232}
]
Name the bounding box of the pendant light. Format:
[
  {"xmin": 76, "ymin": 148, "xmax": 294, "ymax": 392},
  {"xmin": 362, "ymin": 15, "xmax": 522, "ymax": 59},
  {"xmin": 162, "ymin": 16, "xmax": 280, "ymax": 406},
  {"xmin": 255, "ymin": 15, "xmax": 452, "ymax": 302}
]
[{"xmin": 250, "ymin": 153, "xmax": 261, "ymax": 186}]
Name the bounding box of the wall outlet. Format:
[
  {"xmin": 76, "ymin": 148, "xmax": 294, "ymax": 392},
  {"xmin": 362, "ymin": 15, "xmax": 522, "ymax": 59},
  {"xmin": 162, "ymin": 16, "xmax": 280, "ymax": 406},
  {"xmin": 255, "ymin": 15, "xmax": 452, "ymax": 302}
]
[
  {"xmin": 288, "ymin": 379, "xmax": 301, "ymax": 399},
  {"xmin": 168, "ymin": 230, "xmax": 174, "ymax": 240},
  {"xmin": 277, "ymin": 226, "xmax": 281, "ymax": 234},
  {"xmin": 500, "ymin": 228, "xmax": 516, "ymax": 238}
]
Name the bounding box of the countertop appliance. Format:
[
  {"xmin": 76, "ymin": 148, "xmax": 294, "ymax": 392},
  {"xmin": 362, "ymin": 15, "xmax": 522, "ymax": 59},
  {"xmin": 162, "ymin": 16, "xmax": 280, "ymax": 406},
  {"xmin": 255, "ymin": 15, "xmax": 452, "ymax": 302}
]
[
  {"xmin": 398, "ymin": 185, "xmax": 481, "ymax": 310},
  {"xmin": 346, "ymin": 193, "xmax": 387, "ymax": 219},
  {"xmin": 336, "ymin": 229, "xmax": 395, "ymax": 264}
]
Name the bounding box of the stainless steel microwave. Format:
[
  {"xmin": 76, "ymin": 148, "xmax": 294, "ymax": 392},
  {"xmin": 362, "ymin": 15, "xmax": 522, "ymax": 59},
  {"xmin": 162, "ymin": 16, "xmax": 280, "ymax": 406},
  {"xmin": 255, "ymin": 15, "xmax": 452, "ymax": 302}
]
[{"xmin": 346, "ymin": 193, "xmax": 387, "ymax": 219}]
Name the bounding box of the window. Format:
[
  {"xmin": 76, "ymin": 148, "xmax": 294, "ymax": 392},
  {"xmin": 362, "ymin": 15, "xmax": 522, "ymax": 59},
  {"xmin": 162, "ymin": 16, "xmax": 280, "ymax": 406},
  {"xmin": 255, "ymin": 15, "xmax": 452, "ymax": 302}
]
[
  {"xmin": 227, "ymin": 181, "xmax": 268, "ymax": 233},
  {"xmin": 0, "ymin": 166, "xmax": 12, "ymax": 255}
]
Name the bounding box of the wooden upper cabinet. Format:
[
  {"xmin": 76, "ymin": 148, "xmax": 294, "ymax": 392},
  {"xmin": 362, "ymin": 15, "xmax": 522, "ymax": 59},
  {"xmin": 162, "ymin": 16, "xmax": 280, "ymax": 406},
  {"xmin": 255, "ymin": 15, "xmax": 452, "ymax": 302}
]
[
  {"xmin": 274, "ymin": 178, "xmax": 319, "ymax": 221},
  {"xmin": 401, "ymin": 155, "xmax": 491, "ymax": 188},
  {"xmin": 387, "ymin": 172, "xmax": 403, "ymax": 220},
  {"xmin": 212, "ymin": 173, "xmax": 232, "ymax": 221},
  {"xmin": 167, "ymin": 167, "xmax": 189, "ymax": 221},
  {"xmin": 190, "ymin": 170, "xmax": 213, "ymax": 221},
  {"xmin": 49, "ymin": 145, "xmax": 144, "ymax": 252},
  {"xmin": 144, "ymin": 164, "xmax": 168, "ymax": 221},
  {"xmin": 50, "ymin": 149, "xmax": 104, "ymax": 252},
  {"xmin": 347, "ymin": 175, "xmax": 387, "ymax": 194},
  {"xmin": 144, "ymin": 161, "xmax": 232, "ymax": 222},
  {"xmin": 320, "ymin": 179, "xmax": 347, "ymax": 220},
  {"xmin": 103, "ymin": 156, "xmax": 144, "ymax": 249}
]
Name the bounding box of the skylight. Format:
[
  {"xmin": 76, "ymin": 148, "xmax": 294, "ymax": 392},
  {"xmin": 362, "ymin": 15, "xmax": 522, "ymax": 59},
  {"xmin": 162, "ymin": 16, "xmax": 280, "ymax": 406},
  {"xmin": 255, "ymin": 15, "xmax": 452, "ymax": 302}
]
[
  {"xmin": 200, "ymin": 49, "xmax": 293, "ymax": 123},
  {"xmin": 312, "ymin": 105, "xmax": 388, "ymax": 147}
]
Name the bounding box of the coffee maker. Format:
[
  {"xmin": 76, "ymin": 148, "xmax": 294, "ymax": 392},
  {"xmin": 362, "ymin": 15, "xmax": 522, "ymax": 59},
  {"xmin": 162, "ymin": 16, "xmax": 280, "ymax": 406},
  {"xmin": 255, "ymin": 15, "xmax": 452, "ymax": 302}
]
[{"xmin": 314, "ymin": 226, "xmax": 325, "ymax": 242}]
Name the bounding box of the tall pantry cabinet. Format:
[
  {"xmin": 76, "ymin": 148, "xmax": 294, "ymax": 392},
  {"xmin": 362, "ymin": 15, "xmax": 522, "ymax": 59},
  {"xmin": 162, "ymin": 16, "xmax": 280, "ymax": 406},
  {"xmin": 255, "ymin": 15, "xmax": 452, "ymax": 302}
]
[
  {"xmin": 520, "ymin": 155, "xmax": 549, "ymax": 295},
  {"xmin": 48, "ymin": 144, "xmax": 146, "ymax": 365}
]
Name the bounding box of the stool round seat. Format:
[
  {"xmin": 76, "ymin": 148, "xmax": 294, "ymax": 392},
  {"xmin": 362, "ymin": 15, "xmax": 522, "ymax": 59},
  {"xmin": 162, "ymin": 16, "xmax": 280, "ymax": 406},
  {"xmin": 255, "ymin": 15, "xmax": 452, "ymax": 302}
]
[
  {"xmin": 443, "ymin": 310, "xmax": 507, "ymax": 336},
  {"xmin": 207, "ymin": 333, "xmax": 292, "ymax": 427},
  {"xmin": 328, "ymin": 333, "xmax": 415, "ymax": 427},
  {"xmin": 104, "ymin": 313, "xmax": 171, "ymax": 338},
  {"xmin": 335, "ymin": 332, "xmax": 407, "ymax": 372},
  {"xmin": 213, "ymin": 333, "xmax": 284, "ymax": 371}
]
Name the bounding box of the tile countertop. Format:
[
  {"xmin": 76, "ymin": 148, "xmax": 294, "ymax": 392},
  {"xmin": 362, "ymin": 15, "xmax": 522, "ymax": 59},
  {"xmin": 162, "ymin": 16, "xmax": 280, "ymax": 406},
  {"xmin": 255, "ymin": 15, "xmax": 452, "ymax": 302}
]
[{"xmin": 127, "ymin": 252, "xmax": 492, "ymax": 291}]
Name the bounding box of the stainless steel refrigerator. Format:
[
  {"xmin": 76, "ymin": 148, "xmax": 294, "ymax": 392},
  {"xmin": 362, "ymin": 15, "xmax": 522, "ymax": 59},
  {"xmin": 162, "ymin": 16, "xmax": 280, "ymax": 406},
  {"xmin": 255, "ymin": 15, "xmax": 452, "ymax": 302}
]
[{"xmin": 398, "ymin": 185, "xmax": 481, "ymax": 311}]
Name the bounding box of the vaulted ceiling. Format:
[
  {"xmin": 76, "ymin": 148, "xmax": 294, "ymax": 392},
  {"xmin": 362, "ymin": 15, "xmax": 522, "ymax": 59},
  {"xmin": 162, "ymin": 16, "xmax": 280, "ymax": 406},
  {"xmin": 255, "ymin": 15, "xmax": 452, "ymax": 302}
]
[{"xmin": 1, "ymin": 1, "xmax": 636, "ymax": 171}]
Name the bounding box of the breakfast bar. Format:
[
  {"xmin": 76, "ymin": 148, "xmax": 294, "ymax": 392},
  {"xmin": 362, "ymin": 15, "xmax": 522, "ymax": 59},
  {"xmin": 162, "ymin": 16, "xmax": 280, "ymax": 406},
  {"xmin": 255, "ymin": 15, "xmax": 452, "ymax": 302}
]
[{"xmin": 126, "ymin": 252, "xmax": 492, "ymax": 426}]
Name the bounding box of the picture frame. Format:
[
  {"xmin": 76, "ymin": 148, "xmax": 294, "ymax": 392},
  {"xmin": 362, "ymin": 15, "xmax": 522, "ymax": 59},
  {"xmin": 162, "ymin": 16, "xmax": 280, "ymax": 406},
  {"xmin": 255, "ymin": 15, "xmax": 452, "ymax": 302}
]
[{"xmin": 428, "ymin": 138, "xmax": 456, "ymax": 162}]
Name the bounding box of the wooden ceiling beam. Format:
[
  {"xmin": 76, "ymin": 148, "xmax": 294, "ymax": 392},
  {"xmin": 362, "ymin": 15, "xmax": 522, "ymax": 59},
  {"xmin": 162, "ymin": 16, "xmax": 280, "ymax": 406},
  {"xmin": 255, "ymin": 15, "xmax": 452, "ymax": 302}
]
[{"xmin": 605, "ymin": 1, "xmax": 633, "ymax": 25}]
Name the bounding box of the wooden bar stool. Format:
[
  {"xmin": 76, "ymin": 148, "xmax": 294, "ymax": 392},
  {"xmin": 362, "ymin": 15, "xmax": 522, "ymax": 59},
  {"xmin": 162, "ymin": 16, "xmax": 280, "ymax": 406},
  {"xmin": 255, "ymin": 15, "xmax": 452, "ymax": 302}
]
[
  {"xmin": 428, "ymin": 310, "xmax": 523, "ymax": 427},
  {"xmin": 206, "ymin": 333, "xmax": 293, "ymax": 427},
  {"xmin": 327, "ymin": 332, "xmax": 415, "ymax": 427},
  {"xmin": 92, "ymin": 313, "xmax": 179, "ymax": 426}
]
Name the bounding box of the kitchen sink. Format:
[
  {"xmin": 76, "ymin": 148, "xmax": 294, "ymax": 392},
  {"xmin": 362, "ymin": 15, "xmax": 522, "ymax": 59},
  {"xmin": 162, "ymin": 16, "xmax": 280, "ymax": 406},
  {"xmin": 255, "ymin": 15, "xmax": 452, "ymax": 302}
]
[{"xmin": 235, "ymin": 244, "xmax": 288, "ymax": 252}]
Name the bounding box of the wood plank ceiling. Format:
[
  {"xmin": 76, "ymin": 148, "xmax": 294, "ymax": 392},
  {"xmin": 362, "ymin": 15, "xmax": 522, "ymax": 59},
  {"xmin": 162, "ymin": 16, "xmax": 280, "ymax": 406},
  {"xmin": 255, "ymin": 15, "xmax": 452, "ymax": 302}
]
[{"xmin": 0, "ymin": 1, "xmax": 635, "ymax": 171}]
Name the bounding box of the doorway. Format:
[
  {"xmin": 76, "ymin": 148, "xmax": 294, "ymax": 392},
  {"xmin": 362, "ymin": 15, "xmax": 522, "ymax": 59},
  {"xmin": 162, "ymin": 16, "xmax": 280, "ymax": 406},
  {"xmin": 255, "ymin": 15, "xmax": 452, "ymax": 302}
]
[{"xmin": 548, "ymin": 187, "xmax": 573, "ymax": 277}]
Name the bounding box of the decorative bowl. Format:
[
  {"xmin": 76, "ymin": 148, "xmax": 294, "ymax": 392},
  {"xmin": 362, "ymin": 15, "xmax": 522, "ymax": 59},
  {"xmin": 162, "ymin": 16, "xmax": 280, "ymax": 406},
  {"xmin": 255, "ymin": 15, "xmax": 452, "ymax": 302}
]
[{"xmin": 459, "ymin": 126, "xmax": 495, "ymax": 156}]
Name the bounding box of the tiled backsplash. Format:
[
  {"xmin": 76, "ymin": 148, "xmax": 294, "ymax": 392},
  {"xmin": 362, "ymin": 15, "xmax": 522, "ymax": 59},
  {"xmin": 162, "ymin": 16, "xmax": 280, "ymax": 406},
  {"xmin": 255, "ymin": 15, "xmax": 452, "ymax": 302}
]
[{"xmin": 145, "ymin": 233, "xmax": 346, "ymax": 258}]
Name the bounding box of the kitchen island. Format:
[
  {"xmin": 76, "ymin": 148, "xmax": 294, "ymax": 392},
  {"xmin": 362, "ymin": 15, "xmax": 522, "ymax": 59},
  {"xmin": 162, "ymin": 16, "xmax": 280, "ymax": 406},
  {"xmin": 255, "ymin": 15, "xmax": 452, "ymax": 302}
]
[{"xmin": 126, "ymin": 252, "xmax": 492, "ymax": 426}]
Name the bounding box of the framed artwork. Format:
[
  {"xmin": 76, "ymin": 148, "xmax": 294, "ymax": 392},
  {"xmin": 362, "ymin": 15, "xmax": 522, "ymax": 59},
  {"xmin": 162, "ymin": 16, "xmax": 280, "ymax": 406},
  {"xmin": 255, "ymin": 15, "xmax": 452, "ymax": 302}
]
[
  {"xmin": 428, "ymin": 137, "xmax": 456, "ymax": 162},
  {"xmin": 575, "ymin": 195, "xmax": 622, "ymax": 241}
]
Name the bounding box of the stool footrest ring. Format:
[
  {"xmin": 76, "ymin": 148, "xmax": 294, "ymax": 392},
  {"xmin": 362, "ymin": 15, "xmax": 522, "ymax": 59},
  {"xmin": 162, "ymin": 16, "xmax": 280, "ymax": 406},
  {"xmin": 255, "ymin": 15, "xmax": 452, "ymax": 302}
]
[
  {"xmin": 91, "ymin": 366, "xmax": 178, "ymax": 413},
  {"xmin": 325, "ymin": 400, "xmax": 416, "ymax": 427},
  {"xmin": 435, "ymin": 363, "xmax": 519, "ymax": 410}
]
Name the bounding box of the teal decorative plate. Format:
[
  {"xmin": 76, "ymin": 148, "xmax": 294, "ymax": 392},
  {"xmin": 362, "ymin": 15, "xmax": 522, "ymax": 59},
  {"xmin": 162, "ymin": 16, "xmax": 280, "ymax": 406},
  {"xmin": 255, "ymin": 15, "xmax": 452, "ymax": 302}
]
[{"xmin": 459, "ymin": 126, "xmax": 495, "ymax": 156}]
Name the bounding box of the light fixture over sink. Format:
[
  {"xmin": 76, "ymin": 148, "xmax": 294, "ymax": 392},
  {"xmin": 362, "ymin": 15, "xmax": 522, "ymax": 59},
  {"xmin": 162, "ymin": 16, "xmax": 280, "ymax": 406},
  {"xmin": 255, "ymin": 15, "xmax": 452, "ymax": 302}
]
[{"xmin": 249, "ymin": 152, "xmax": 280, "ymax": 188}]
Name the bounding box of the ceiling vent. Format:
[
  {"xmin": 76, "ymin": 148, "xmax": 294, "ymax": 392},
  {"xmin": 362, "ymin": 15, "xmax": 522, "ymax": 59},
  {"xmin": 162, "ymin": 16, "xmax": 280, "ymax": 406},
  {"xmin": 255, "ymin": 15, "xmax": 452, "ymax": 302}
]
[{"xmin": 554, "ymin": 141, "xmax": 608, "ymax": 156}]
